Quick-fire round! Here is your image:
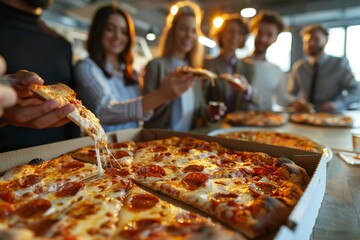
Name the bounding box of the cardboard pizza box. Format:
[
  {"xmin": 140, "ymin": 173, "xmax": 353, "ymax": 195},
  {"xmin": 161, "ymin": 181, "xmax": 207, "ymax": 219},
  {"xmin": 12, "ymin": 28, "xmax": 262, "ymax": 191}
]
[{"xmin": 0, "ymin": 128, "xmax": 327, "ymax": 240}]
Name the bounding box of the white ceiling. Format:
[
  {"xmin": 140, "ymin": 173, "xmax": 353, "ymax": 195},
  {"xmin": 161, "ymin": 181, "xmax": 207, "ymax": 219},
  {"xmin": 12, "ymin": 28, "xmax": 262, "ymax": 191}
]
[{"xmin": 45, "ymin": 0, "xmax": 360, "ymax": 38}]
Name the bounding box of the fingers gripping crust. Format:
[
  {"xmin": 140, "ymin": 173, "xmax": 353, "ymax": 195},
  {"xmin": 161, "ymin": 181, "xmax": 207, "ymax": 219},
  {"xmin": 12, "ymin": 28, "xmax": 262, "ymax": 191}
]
[{"xmin": 30, "ymin": 84, "xmax": 107, "ymax": 145}]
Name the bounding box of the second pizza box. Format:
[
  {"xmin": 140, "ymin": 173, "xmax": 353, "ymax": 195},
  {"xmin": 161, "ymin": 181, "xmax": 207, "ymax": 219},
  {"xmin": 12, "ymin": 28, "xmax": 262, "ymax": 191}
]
[{"xmin": 0, "ymin": 128, "xmax": 327, "ymax": 240}]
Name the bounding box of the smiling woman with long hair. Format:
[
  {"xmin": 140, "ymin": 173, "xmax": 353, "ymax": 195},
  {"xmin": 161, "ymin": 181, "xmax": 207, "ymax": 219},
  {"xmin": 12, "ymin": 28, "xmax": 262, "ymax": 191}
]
[
  {"xmin": 74, "ymin": 4, "xmax": 196, "ymax": 132},
  {"xmin": 142, "ymin": 1, "xmax": 207, "ymax": 131}
]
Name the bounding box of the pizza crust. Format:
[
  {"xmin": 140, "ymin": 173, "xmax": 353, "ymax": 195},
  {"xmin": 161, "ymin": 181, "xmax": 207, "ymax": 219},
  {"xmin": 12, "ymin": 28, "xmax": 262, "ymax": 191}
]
[
  {"xmin": 176, "ymin": 66, "xmax": 217, "ymax": 87},
  {"xmin": 30, "ymin": 84, "xmax": 107, "ymax": 146}
]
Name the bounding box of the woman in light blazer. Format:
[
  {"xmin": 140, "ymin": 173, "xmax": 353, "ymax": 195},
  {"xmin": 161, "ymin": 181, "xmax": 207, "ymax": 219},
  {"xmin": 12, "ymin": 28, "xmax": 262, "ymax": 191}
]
[
  {"xmin": 74, "ymin": 5, "xmax": 195, "ymax": 132},
  {"xmin": 143, "ymin": 1, "xmax": 207, "ymax": 131},
  {"xmin": 204, "ymin": 14, "xmax": 254, "ymax": 112}
]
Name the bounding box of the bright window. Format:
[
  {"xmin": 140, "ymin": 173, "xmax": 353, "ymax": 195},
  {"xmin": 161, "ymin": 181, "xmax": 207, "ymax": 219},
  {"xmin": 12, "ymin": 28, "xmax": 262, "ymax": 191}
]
[
  {"xmin": 235, "ymin": 32, "xmax": 292, "ymax": 72},
  {"xmin": 346, "ymin": 25, "xmax": 360, "ymax": 81},
  {"xmin": 325, "ymin": 27, "xmax": 345, "ymax": 57},
  {"xmin": 266, "ymin": 32, "xmax": 292, "ymax": 72}
]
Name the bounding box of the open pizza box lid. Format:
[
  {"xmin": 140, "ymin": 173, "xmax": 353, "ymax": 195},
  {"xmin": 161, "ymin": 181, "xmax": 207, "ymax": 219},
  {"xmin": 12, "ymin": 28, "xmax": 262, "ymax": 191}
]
[{"xmin": 0, "ymin": 128, "xmax": 327, "ymax": 240}]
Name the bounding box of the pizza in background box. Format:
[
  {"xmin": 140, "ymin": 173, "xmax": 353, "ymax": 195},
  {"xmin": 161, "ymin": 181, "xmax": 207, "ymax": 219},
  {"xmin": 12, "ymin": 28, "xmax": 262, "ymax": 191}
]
[
  {"xmin": 0, "ymin": 136, "xmax": 311, "ymax": 239},
  {"xmin": 290, "ymin": 112, "xmax": 353, "ymax": 127},
  {"xmin": 213, "ymin": 130, "xmax": 324, "ymax": 153},
  {"xmin": 226, "ymin": 111, "xmax": 288, "ymax": 127}
]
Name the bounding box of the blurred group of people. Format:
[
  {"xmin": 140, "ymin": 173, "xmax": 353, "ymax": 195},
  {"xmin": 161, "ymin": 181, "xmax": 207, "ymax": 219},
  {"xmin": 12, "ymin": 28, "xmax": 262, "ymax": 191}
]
[{"xmin": 0, "ymin": 0, "xmax": 359, "ymax": 152}]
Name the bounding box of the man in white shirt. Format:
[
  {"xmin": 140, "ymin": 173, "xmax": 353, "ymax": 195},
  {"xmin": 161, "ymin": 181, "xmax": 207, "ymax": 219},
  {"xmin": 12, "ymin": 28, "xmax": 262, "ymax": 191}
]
[
  {"xmin": 245, "ymin": 10, "xmax": 309, "ymax": 111},
  {"xmin": 290, "ymin": 24, "xmax": 360, "ymax": 113}
]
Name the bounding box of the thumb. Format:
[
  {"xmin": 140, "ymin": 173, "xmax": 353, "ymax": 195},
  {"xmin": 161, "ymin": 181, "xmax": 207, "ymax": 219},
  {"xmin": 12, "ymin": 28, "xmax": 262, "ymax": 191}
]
[{"xmin": 0, "ymin": 85, "xmax": 17, "ymax": 108}]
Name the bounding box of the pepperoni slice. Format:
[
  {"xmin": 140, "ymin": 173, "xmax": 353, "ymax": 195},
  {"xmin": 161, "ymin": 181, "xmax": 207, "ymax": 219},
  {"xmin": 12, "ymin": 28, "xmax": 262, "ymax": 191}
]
[
  {"xmin": 56, "ymin": 182, "xmax": 84, "ymax": 197},
  {"xmin": 0, "ymin": 191, "xmax": 15, "ymax": 203},
  {"xmin": 175, "ymin": 212, "xmax": 206, "ymax": 225},
  {"xmin": 252, "ymin": 167, "xmax": 272, "ymax": 176},
  {"xmin": 16, "ymin": 198, "xmax": 51, "ymax": 218},
  {"xmin": 60, "ymin": 161, "xmax": 85, "ymax": 173},
  {"xmin": 136, "ymin": 142, "xmax": 148, "ymax": 149},
  {"xmin": 182, "ymin": 173, "xmax": 208, "ymax": 190},
  {"xmin": 150, "ymin": 145, "xmax": 167, "ymax": 152},
  {"xmin": 129, "ymin": 193, "xmax": 159, "ymax": 211},
  {"xmin": 216, "ymin": 156, "xmax": 236, "ymax": 167},
  {"xmin": 249, "ymin": 182, "xmax": 277, "ymax": 197},
  {"xmin": 0, "ymin": 202, "xmax": 14, "ymax": 220},
  {"xmin": 112, "ymin": 150, "xmax": 130, "ymax": 159},
  {"xmin": 177, "ymin": 147, "xmax": 192, "ymax": 154},
  {"xmin": 87, "ymin": 149, "xmax": 97, "ymax": 156},
  {"xmin": 105, "ymin": 168, "xmax": 131, "ymax": 177},
  {"xmin": 153, "ymin": 152, "xmax": 172, "ymax": 161},
  {"xmin": 109, "ymin": 142, "xmax": 130, "ymax": 149},
  {"xmin": 18, "ymin": 174, "xmax": 43, "ymax": 188},
  {"xmin": 182, "ymin": 165, "xmax": 204, "ymax": 173},
  {"xmin": 136, "ymin": 165, "xmax": 166, "ymax": 178}
]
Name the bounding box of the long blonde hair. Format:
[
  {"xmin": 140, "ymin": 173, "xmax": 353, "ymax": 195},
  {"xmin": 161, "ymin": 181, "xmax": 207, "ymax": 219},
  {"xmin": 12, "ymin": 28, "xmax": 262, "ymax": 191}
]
[{"xmin": 158, "ymin": 1, "xmax": 204, "ymax": 68}]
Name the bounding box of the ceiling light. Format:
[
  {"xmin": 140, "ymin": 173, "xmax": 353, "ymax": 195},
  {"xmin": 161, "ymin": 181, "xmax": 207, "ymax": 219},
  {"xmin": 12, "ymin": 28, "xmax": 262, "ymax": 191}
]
[
  {"xmin": 213, "ymin": 16, "xmax": 224, "ymax": 29},
  {"xmin": 241, "ymin": 7, "xmax": 256, "ymax": 18},
  {"xmin": 146, "ymin": 32, "xmax": 156, "ymax": 41},
  {"xmin": 170, "ymin": 5, "xmax": 178, "ymax": 15}
]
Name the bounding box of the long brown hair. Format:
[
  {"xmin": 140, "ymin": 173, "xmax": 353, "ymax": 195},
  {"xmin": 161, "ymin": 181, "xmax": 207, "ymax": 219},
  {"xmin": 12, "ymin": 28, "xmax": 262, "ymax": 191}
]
[
  {"xmin": 158, "ymin": 1, "xmax": 204, "ymax": 68},
  {"xmin": 87, "ymin": 5, "xmax": 136, "ymax": 84}
]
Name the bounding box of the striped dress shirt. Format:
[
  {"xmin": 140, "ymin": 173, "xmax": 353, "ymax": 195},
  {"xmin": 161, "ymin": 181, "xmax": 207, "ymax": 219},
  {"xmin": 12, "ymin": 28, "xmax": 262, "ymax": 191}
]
[{"xmin": 74, "ymin": 58, "xmax": 152, "ymax": 132}]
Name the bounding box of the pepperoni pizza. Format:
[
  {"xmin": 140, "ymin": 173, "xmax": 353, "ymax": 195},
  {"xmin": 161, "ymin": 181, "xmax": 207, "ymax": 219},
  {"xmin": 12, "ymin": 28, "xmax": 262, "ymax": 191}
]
[
  {"xmin": 226, "ymin": 111, "xmax": 288, "ymax": 127},
  {"xmin": 215, "ymin": 131, "xmax": 324, "ymax": 153},
  {"xmin": 0, "ymin": 137, "xmax": 310, "ymax": 239},
  {"xmin": 290, "ymin": 112, "xmax": 353, "ymax": 127}
]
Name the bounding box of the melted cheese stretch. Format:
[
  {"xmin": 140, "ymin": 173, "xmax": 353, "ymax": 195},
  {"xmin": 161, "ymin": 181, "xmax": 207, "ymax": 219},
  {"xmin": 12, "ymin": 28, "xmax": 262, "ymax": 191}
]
[{"xmin": 31, "ymin": 83, "xmax": 109, "ymax": 174}]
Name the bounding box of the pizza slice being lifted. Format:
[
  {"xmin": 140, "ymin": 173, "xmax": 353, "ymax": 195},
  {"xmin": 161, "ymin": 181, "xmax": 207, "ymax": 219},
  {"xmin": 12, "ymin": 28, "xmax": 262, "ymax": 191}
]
[
  {"xmin": 177, "ymin": 66, "xmax": 217, "ymax": 87},
  {"xmin": 219, "ymin": 73, "xmax": 248, "ymax": 93},
  {"xmin": 30, "ymin": 83, "xmax": 109, "ymax": 174},
  {"xmin": 30, "ymin": 83, "xmax": 107, "ymax": 146}
]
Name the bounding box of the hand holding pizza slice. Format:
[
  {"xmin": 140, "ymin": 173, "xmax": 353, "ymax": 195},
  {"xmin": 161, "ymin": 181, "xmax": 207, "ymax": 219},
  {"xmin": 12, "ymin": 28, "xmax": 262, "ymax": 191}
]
[
  {"xmin": 176, "ymin": 66, "xmax": 217, "ymax": 87},
  {"xmin": 30, "ymin": 83, "xmax": 109, "ymax": 174},
  {"xmin": 30, "ymin": 83, "xmax": 107, "ymax": 146},
  {"xmin": 219, "ymin": 73, "xmax": 249, "ymax": 94}
]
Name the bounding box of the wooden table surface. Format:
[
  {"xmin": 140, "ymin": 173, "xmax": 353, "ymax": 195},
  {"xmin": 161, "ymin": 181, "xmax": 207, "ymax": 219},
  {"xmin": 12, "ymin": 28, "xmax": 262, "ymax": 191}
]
[{"xmin": 194, "ymin": 111, "xmax": 360, "ymax": 240}]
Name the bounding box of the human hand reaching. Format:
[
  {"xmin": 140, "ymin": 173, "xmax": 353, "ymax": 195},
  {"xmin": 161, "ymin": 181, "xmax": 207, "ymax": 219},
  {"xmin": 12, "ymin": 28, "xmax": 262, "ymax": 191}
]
[
  {"xmin": 220, "ymin": 73, "xmax": 249, "ymax": 93},
  {"xmin": 0, "ymin": 70, "xmax": 75, "ymax": 128},
  {"xmin": 159, "ymin": 71, "xmax": 196, "ymax": 100}
]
